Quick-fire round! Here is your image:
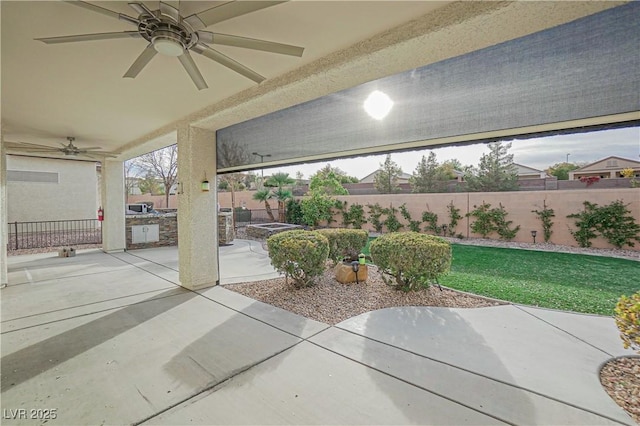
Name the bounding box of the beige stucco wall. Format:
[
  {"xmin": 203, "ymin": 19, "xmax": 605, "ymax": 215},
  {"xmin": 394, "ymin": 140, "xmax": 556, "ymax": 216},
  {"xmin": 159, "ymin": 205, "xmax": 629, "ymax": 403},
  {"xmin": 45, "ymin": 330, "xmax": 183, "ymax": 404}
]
[
  {"xmin": 7, "ymin": 156, "xmax": 98, "ymax": 222},
  {"xmin": 129, "ymin": 188, "xmax": 640, "ymax": 251},
  {"xmin": 128, "ymin": 190, "xmax": 266, "ymax": 211},
  {"xmin": 334, "ymin": 189, "xmax": 640, "ymax": 250}
]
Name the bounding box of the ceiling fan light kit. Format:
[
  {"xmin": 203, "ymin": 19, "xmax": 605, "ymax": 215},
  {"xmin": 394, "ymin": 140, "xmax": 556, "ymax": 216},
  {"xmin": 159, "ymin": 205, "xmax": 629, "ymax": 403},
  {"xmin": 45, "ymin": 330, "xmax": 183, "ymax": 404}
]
[{"xmin": 36, "ymin": 1, "xmax": 304, "ymax": 90}]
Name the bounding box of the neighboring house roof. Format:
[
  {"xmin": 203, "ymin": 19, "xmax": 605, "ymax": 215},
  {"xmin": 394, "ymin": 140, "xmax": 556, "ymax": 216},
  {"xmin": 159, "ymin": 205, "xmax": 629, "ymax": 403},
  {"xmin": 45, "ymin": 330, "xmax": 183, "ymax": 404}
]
[
  {"xmin": 571, "ymin": 156, "xmax": 640, "ymax": 172},
  {"xmin": 513, "ymin": 163, "xmax": 549, "ymax": 178},
  {"xmin": 359, "ymin": 169, "xmax": 413, "ymax": 184}
]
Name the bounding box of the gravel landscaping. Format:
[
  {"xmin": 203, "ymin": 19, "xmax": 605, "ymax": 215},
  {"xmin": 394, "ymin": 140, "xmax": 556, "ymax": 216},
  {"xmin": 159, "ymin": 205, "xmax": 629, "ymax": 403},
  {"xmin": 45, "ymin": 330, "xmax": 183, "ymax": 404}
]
[{"xmin": 230, "ymin": 228, "xmax": 640, "ymax": 423}]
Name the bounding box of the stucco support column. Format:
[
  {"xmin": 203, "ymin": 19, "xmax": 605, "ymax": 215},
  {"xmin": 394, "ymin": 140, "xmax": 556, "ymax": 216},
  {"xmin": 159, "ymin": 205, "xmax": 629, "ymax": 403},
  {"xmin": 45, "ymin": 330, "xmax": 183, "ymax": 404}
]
[
  {"xmin": 101, "ymin": 159, "xmax": 126, "ymax": 252},
  {"xmin": 177, "ymin": 126, "xmax": 218, "ymax": 290},
  {"xmin": 0, "ymin": 142, "xmax": 8, "ymax": 286}
]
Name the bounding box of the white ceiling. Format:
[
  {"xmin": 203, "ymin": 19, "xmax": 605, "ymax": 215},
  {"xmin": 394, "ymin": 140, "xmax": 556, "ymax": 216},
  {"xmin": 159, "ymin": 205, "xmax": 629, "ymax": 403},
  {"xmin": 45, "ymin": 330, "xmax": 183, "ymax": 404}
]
[{"xmin": 1, "ymin": 1, "xmax": 625, "ymax": 161}]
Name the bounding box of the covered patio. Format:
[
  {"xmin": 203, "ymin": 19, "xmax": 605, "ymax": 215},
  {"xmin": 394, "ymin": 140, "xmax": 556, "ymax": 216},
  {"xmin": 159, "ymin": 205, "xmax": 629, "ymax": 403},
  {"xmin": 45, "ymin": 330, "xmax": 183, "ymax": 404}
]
[
  {"xmin": 1, "ymin": 245, "xmax": 635, "ymax": 424},
  {"xmin": 2, "ymin": 1, "xmax": 638, "ymax": 289}
]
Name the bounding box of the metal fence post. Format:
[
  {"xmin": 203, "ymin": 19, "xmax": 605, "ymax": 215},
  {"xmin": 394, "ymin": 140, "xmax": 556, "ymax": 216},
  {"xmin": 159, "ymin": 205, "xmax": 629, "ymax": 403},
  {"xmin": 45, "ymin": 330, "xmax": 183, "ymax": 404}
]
[{"xmin": 14, "ymin": 221, "xmax": 18, "ymax": 250}]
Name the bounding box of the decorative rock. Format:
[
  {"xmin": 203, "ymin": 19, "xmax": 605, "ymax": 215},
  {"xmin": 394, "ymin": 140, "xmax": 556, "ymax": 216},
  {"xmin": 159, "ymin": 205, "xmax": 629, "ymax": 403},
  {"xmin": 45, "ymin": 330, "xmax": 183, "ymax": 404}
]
[{"xmin": 335, "ymin": 262, "xmax": 368, "ymax": 284}]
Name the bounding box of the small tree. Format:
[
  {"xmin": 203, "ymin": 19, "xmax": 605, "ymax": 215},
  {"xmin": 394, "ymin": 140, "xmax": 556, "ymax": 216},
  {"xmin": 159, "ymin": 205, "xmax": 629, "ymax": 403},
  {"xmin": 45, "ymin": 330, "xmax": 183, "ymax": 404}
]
[
  {"xmin": 410, "ymin": 153, "xmax": 438, "ymax": 193},
  {"xmin": 252, "ymin": 189, "xmax": 275, "ymax": 222},
  {"xmin": 266, "ymin": 172, "xmax": 295, "ymax": 222},
  {"xmin": 532, "ymin": 200, "xmax": 555, "ymax": 242},
  {"xmin": 446, "ymin": 201, "xmax": 463, "ymax": 237},
  {"xmin": 547, "ymin": 162, "xmax": 579, "ymax": 180},
  {"xmin": 374, "ymin": 154, "xmax": 402, "ymax": 194},
  {"xmin": 311, "ymin": 164, "xmax": 359, "ymax": 184},
  {"xmin": 465, "ymin": 142, "xmax": 518, "ymax": 192},
  {"xmin": 309, "ymin": 171, "xmax": 349, "ymax": 196},
  {"xmin": 138, "ymin": 172, "xmax": 162, "ymax": 195},
  {"xmin": 134, "ymin": 145, "xmax": 177, "ymax": 208}
]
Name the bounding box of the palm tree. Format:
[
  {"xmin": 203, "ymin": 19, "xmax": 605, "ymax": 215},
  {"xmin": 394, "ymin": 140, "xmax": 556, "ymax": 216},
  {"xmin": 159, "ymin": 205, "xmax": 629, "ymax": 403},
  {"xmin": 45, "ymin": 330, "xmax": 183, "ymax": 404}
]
[
  {"xmin": 252, "ymin": 189, "xmax": 275, "ymax": 222},
  {"xmin": 265, "ymin": 172, "xmax": 295, "ymax": 222}
]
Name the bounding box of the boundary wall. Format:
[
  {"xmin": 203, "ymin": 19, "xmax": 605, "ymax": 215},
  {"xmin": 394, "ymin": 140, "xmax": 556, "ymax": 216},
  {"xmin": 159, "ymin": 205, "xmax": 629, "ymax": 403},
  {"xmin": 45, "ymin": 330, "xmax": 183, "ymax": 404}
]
[
  {"xmin": 332, "ymin": 188, "xmax": 640, "ymax": 250},
  {"xmin": 130, "ymin": 188, "xmax": 640, "ymax": 251}
]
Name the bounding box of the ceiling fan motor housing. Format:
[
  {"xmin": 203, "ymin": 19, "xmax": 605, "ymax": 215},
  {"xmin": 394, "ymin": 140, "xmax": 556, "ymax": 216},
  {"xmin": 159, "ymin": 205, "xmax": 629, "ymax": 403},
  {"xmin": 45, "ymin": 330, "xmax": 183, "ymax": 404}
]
[{"xmin": 138, "ymin": 10, "xmax": 197, "ymax": 57}]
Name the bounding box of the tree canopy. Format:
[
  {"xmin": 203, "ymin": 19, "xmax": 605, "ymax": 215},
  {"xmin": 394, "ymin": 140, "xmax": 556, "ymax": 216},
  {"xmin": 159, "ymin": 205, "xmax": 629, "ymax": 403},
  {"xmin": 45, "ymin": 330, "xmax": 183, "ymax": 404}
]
[
  {"xmin": 465, "ymin": 142, "xmax": 519, "ymax": 192},
  {"xmin": 374, "ymin": 154, "xmax": 403, "ymax": 193},
  {"xmin": 547, "ymin": 162, "xmax": 580, "ymax": 180},
  {"xmin": 310, "ymin": 164, "xmax": 359, "ymax": 184},
  {"xmin": 133, "ymin": 145, "xmax": 177, "ymax": 208}
]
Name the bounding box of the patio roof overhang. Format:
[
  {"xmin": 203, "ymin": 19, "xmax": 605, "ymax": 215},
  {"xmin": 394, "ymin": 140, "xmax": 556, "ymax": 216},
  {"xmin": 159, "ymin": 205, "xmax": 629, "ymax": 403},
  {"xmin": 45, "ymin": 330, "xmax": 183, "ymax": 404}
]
[{"xmin": 212, "ymin": 2, "xmax": 640, "ymax": 174}]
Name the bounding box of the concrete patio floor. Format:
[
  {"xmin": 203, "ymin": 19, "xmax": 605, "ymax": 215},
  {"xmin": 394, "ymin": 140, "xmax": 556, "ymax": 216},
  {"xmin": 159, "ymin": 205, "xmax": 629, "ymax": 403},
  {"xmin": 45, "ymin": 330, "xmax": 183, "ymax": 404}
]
[{"xmin": 1, "ymin": 241, "xmax": 636, "ymax": 425}]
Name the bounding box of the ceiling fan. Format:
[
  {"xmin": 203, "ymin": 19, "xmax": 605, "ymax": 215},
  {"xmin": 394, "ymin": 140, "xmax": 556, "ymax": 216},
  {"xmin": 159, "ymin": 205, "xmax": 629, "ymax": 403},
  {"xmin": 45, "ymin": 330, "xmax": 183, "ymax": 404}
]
[
  {"xmin": 5, "ymin": 137, "xmax": 119, "ymax": 159},
  {"xmin": 35, "ymin": 1, "xmax": 304, "ymax": 90}
]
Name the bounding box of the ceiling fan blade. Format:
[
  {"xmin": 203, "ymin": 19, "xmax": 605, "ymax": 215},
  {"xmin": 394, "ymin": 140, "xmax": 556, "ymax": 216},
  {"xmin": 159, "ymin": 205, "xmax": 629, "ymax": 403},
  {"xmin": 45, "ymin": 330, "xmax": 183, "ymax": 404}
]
[
  {"xmin": 178, "ymin": 51, "xmax": 208, "ymax": 90},
  {"xmin": 192, "ymin": 44, "xmax": 265, "ymax": 84},
  {"xmin": 36, "ymin": 31, "xmax": 141, "ymax": 44},
  {"xmin": 128, "ymin": 2, "xmax": 157, "ymax": 20},
  {"xmin": 6, "ymin": 141, "xmax": 57, "ymax": 149},
  {"xmin": 185, "ymin": 1, "xmax": 286, "ymax": 30},
  {"xmin": 159, "ymin": 2, "xmax": 180, "ymax": 22},
  {"xmin": 197, "ymin": 32, "xmax": 303, "ymax": 57},
  {"xmin": 85, "ymin": 151, "xmax": 119, "ymax": 158},
  {"xmin": 124, "ymin": 44, "xmax": 157, "ymax": 78},
  {"xmin": 77, "ymin": 146, "xmax": 103, "ymax": 151},
  {"xmin": 64, "ymin": 1, "xmax": 139, "ymax": 26},
  {"xmin": 8, "ymin": 147, "xmax": 60, "ymax": 152}
]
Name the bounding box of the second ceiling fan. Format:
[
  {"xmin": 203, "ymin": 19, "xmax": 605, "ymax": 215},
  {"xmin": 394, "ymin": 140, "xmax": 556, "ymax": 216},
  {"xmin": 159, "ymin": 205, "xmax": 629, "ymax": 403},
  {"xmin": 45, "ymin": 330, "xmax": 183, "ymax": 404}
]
[{"xmin": 36, "ymin": 1, "xmax": 304, "ymax": 90}]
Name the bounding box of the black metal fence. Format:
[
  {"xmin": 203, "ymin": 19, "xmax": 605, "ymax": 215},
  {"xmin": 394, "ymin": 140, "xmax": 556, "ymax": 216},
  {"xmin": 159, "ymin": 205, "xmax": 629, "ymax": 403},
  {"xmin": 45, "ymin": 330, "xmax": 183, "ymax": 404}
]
[
  {"xmin": 7, "ymin": 219, "xmax": 102, "ymax": 250},
  {"xmin": 233, "ymin": 209, "xmax": 278, "ymax": 226}
]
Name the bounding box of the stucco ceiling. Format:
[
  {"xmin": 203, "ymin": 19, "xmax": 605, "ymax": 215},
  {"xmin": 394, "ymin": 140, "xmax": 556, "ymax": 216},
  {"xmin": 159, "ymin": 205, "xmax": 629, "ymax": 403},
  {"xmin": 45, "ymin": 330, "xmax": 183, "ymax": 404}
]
[{"xmin": 1, "ymin": 1, "xmax": 626, "ymax": 161}]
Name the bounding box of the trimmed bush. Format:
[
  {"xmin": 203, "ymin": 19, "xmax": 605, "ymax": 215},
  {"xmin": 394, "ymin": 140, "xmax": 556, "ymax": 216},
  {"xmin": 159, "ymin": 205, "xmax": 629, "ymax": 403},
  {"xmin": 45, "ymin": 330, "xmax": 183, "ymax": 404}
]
[
  {"xmin": 370, "ymin": 232, "xmax": 452, "ymax": 291},
  {"xmin": 266, "ymin": 230, "xmax": 329, "ymax": 288},
  {"xmin": 615, "ymin": 292, "xmax": 640, "ymax": 352},
  {"xmin": 316, "ymin": 228, "xmax": 368, "ymax": 264}
]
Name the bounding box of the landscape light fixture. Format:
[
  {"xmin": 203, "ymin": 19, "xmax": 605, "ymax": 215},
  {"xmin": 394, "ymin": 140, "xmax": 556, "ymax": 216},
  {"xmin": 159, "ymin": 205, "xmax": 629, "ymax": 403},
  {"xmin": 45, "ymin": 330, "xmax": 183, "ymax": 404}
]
[
  {"xmin": 531, "ymin": 230, "xmax": 537, "ymax": 244},
  {"xmin": 351, "ymin": 261, "xmax": 360, "ymax": 284}
]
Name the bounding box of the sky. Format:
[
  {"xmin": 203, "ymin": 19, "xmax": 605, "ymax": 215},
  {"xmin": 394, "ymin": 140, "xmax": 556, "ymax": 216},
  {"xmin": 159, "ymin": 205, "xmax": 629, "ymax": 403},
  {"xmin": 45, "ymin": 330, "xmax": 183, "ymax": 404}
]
[{"xmin": 263, "ymin": 126, "xmax": 640, "ymax": 180}]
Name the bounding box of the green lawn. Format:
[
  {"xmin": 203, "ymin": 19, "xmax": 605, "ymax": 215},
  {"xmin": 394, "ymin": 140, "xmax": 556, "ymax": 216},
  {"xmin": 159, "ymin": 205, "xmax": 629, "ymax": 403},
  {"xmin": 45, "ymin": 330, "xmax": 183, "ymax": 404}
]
[{"xmin": 439, "ymin": 244, "xmax": 639, "ymax": 316}]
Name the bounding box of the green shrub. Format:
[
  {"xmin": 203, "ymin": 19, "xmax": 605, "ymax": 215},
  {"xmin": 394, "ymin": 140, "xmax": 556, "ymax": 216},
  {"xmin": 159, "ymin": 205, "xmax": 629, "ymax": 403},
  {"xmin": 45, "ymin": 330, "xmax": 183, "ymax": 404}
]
[
  {"xmin": 446, "ymin": 201, "xmax": 463, "ymax": 237},
  {"xmin": 467, "ymin": 202, "xmax": 520, "ymax": 240},
  {"xmin": 421, "ymin": 211, "xmax": 439, "ymax": 234},
  {"xmin": 285, "ymin": 199, "xmax": 304, "ymax": 225},
  {"xmin": 568, "ymin": 200, "xmax": 640, "ymax": 248},
  {"xmin": 343, "ymin": 203, "xmax": 367, "ymax": 229},
  {"xmin": 399, "ymin": 204, "xmax": 422, "ymax": 233},
  {"xmin": 615, "ymin": 292, "xmax": 640, "ymax": 352},
  {"xmin": 266, "ymin": 230, "xmax": 329, "ymax": 288},
  {"xmin": 531, "ymin": 201, "xmax": 555, "ymax": 243},
  {"xmin": 370, "ymin": 232, "xmax": 452, "ymax": 291},
  {"xmin": 300, "ymin": 192, "xmax": 336, "ymax": 227},
  {"xmin": 382, "ymin": 205, "xmax": 403, "ymax": 233},
  {"xmin": 367, "ymin": 203, "xmax": 384, "ymax": 233},
  {"xmin": 316, "ymin": 228, "xmax": 368, "ymax": 264}
]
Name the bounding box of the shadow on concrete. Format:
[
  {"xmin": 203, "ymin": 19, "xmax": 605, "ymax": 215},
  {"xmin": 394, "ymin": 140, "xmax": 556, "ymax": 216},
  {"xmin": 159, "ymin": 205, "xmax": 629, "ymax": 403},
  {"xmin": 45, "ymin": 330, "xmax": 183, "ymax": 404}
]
[
  {"xmin": 1, "ymin": 288, "xmax": 195, "ymax": 392},
  {"xmin": 346, "ymin": 306, "xmax": 536, "ymax": 423}
]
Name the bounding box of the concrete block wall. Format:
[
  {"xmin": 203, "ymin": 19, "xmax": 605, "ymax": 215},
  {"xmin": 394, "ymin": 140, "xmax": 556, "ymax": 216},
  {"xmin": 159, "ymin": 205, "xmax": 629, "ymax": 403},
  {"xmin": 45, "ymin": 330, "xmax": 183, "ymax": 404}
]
[{"xmin": 332, "ymin": 188, "xmax": 640, "ymax": 251}]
